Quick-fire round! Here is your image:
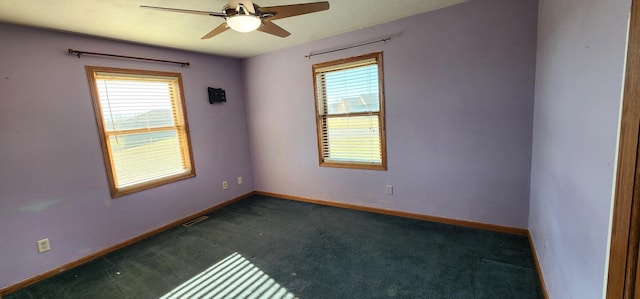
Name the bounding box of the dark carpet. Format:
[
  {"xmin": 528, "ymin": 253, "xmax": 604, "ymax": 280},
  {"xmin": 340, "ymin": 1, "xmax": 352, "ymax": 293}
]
[{"xmin": 6, "ymin": 195, "xmax": 542, "ymax": 298}]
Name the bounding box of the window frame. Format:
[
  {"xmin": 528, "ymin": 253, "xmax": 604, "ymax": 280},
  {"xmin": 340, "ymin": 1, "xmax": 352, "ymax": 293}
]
[
  {"xmin": 85, "ymin": 65, "xmax": 196, "ymax": 198},
  {"xmin": 312, "ymin": 52, "xmax": 387, "ymax": 170}
]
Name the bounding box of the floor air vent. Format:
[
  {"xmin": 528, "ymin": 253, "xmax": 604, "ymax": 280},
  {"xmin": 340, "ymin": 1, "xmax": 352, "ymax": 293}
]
[{"xmin": 182, "ymin": 216, "xmax": 209, "ymax": 227}]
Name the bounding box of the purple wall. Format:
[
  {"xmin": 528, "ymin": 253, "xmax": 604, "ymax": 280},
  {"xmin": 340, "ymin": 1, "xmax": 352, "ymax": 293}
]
[
  {"xmin": 244, "ymin": 0, "xmax": 538, "ymax": 228},
  {"xmin": 529, "ymin": 0, "xmax": 630, "ymax": 297},
  {"xmin": 0, "ymin": 24, "xmax": 254, "ymax": 289}
]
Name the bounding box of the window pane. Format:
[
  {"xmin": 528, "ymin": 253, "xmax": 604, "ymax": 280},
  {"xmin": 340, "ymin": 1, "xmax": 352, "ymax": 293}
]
[
  {"xmin": 96, "ymin": 78, "xmax": 177, "ymax": 131},
  {"xmin": 322, "ymin": 64, "xmax": 380, "ymax": 114},
  {"xmin": 109, "ymin": 130, "xmax": 187, "ymax": 187},
  {"xmin": 324, "ymin": 115, "xmax": 381, "ymax": 163}
]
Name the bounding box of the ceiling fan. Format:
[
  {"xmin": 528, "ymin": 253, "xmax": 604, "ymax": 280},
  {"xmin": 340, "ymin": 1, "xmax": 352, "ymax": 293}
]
[{"xmin": 141, "ymin": 0, "xmax": 330, "ymax": 39}]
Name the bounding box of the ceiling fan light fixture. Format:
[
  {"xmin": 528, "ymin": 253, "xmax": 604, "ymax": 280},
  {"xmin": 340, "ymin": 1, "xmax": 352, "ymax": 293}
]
[{"xmin": 227, "ymin": 15, "xmax": 261, "ymax": 33}]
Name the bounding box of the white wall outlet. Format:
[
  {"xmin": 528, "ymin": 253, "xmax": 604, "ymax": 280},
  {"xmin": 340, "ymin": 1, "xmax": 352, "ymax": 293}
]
[
  {"xmin": 237, "ymin": 176, "xmax": 243, "ymax": 185},
  {"xmin": 386, "ymin": 185, "xmax": 393, "ymax": 195},
  {"xmin": 37, "ymin": 238, "xmax": 51, "ymax": 253},
  {"xmin": 222, "ymin": 180, "xmax": 228, "ymax": 190}
]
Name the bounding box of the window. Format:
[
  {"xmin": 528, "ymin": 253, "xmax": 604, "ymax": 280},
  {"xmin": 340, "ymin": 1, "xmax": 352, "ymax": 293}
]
[
  {"xmin": 86, "ymin": 66, "xmax": 195, "ymax": 198},
  {"xmin": 312, "ymin": 52, "xmax": 387, "ymax": 170}
]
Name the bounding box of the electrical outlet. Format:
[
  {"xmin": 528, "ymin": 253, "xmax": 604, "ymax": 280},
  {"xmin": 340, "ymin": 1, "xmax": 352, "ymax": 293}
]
[
  {"xmin": 386, "ymin": 185, "xmax": 393, "ymax": 195},
  {"xmin": 222, "ymin": 180, "xmax": 228, "ymax": 190},
  {"xmin": 237, "ymin": 176, "xmax": 243, "ymax": 185},
  {"xmin": 37, "ymin": 238, "xmax": 51, "ymax": 253}
]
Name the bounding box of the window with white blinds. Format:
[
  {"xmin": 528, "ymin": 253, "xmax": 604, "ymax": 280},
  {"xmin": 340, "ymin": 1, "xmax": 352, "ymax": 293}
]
[
  {"xmin": 86, "ymin": 66, "xmax": 195, "ymax": 198},
  {"xmin": 312, "ymin": 52, "xmax": 387, "ymax": 170}
]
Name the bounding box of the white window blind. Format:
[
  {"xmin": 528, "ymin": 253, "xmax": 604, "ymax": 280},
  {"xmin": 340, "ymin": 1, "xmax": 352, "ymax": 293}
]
[
  {"xmin": 87, "ymin": 66, "xmax": 195, "ymax": 197},
  {"xmin": 313, "ymin": 52, "xmax": 387, "ymax": 170}
]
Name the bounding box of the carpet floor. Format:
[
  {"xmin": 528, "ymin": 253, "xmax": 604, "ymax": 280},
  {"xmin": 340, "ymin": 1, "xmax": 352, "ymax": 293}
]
[{"xmin": 6, "ymin": 195, "xmax": 543, "ymax": 298}]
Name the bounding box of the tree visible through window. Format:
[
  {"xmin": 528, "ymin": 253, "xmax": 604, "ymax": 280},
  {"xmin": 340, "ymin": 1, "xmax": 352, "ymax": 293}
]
[
  {"xmin": 312, "ymin": 52, "xmax": 387, "ymax": 170},
  {"xmin": 86, "ymin": 66, "xmax": 195, "ymax": 198}
]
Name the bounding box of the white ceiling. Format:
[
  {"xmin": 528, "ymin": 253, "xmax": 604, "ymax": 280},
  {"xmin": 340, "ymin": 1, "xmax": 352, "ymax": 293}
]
[{"xmin": 0, "ymin": 0, "xmax": 466, "ymax": 58}]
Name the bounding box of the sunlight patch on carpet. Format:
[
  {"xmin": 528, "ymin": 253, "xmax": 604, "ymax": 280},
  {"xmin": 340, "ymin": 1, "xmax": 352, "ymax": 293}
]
[{"xmin": 161, "ymin": 252, "xmax": 297, "ymax": 299}]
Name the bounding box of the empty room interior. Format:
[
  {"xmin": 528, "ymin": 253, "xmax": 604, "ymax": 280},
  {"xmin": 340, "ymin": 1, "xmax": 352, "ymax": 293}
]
[{"xmin": 0, "ymin": 0, "xmax": 635, "ymax": 298}]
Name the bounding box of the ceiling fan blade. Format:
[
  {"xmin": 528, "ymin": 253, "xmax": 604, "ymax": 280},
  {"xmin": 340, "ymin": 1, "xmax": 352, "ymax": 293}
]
[
  {"xmin": 228, "ymin": 0, "xmax": 255, "ymax": 14},
  {"xmin": 141, "ymin": 5, "xmax": 227, "ymax": 18},
  {"xmin": 259, "ymin": 2, "xmax": 329, "ymax": 21},
  {"xmin": 201, "ymin": 23, "xmax": 230, "ymax": 39},
  {"xmin": 256, "ymin": 21, "xmax": 290, "ymax": 38}
]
